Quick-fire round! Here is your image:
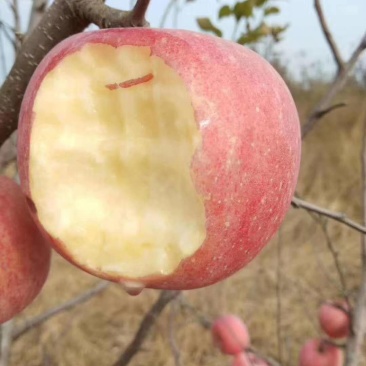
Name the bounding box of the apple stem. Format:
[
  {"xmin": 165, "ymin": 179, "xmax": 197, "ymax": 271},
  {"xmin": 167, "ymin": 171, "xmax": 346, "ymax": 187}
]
[{"xmin": 130, "ymin": 0, "xmax": 151, "ymax": 27}]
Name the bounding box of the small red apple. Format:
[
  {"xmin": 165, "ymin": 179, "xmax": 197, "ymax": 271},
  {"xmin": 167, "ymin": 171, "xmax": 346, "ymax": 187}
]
[
  {"xmin": 299, "ymin": 339, "xmax": 343, "ymax": 366},
  {"xmin": 18, "ymin": 28, "xmax": 301, "ymax": 290},
  {"xmin": 211, "ymin": 315, "xmax": 250, "ymax": 355},
  {"xmin": 0, "ymin": 177, "xmax": 51, "ymax": 324},
  {"xmin": 319, "ymin": 301, "xmax": 351, "ymax": 339}
]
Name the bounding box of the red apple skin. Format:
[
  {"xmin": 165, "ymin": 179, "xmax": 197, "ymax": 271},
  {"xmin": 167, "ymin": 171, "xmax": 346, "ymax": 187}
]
[
  {"xmin": 211, "ymin": 315, "xmax": 250, "ymax": 355},
  {"xmin": 299, "ymin": 339, "xmax": 343, "ymax": 366},
  {"xmin": 319, "ymin": 301, "xmax": 351, "ymax": 339},
  {"xmin": 18, "ymin": 28, "xmax": 301, "ymax": 290},
  {"xmin": 0, "ymin": 177, "xmax": 51, "ymax": 324}
]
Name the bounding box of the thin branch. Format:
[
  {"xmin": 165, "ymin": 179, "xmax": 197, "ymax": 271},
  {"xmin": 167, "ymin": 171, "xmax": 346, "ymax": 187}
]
[
  {"xmin": 291, "ymin": 197, "xmax": 366, "ymax": 235},
  {"xmin": 130, "ymin": 0, "xmax": 151, "ymax": 27},
  {"xmin": 314, "ymin": 0, "xmax": 344, "ymax": 72},
  {"xmin": 0, "ymin": 0, "xmax": 151, "ymax": 147},
  {"xmin": 12, "ymin": 282, "xmax": 109, "ymax": 340},
  {"xmin": 113, "ymin": 290, "xmax": 181, "ymax": 366},
  {"xmin": 345, "ymin": 111, "xmax": 366, "ymax": 366},
  {"xmin": 168, "ymin": 300, "xmax": 182, "ymax": 366},
  {"xmin": 10, "ymin": 0, "xmax": 21, "ymax": 52},
  {"xmin": 0, "ymin": 320, "xmax": 14, "ymax": 366},
  {"xmin": 0, "ymin": 22, "xmax": 16, "ymax": 50},
  {"xmin": 311, "ymin": 102, "xmax": 347, "ymax": 120},
  {"xmin": 76, "ymin": 1, "xmax": 132, "ymax": 29},
  {"xmin": 320, "ymin": 221, "xmax": 349, "ymax": 300},
  {"xmin": 159, "ymin": 0, "xmax": 176, "ymax": 28},
  {"xmin": 0, "ymin": 26, "xmax": 7, "ymax": 79},
  {"xmin": 302, "ymin": 31, "xmax": 366, "ymax": 138}
]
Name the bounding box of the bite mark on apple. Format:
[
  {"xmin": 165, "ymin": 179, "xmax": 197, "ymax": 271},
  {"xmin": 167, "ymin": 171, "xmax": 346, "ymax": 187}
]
[{"xmin": 105, "ymin": 73, "xmax": 154, "ymax": 91}]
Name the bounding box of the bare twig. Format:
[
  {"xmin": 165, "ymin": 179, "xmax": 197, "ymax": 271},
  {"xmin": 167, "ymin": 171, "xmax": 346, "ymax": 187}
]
[
  {"xmin": 302, "ymin": 31, "xmax": 366, "ymax": 138},
  {"xmin": 113, "ymin": 290, "xmax": 181, "ymax": 366},
  {"xmin": 0, "ymin": 0, "xmax": 151, "ymax": 147},
  {"xmin": 0, "ymin": 320, "xmax": 14, "ymax": 366},
  {"xmin": 0, "ymin": 26, "xmax": 7, "ymax": 79},
  {"xmin": 345, "ymin": 111, "xmax": 366, "ymax": 366},
  {"xmin": 314, "ymin": 0, "xmax": 344, "ymax": 72},
  {"xmin": 160, "ymin": 0, "xmax": 176, "ymax": 28},
  {"xmin": 311, "ymin": 102, "xmax": 347, "ymax": 120},
  {"xmin": 130, "ymin": 0, "xmax": 151, "ymax": 27},
  {"xmin": 10, "ymin": 0, "xmax": 21, "ymax": 52},
  {"xmin": 12, "ymin": 282, "xmax": 109, "ymax": 340},
  {"xmin": 168, "ymin": 300, "xmax": 182, "ymax": 366},
  {"xmin": 291, "ymin": 197, "xmax": 366, "ymax": 234},
  {"xmin": 0, "ymin": 21, "xmax": 16, "ymax": 50},
  {"xmin": 320, "ymin": 221, "xmax": 349, "ymax": 299}
]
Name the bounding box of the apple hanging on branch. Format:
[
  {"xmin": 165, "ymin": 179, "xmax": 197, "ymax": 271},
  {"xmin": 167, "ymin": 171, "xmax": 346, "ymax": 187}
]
[{"xmin": 17, "ymin": 28, "xmax": 301, "ymax": 292}]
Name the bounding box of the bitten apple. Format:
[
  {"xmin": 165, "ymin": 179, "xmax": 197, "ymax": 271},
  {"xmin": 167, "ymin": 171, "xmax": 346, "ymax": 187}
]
[
  {"xmin": 299, "ymin": 339, "xmax": 343, "ymax": 366},
  {"xmin": 0, "ymin": 177, "xmax": 51, "ymax": 324},
  {"xmin": 318, "ymin": 301, "xmax": 351, "ymax": 339},
  {"xmin": 211, "ymin": 315, "xmax": 250, "ymax": 355},
  {"xmin": 17, "ymin": 28, "xmax": 301, "ymax": 290}
]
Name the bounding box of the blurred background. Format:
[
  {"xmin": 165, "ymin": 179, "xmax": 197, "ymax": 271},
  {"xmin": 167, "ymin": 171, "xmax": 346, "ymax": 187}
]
[{"xmin": 0, "ymin": 1, "xmax": 366, "ymax": 365}]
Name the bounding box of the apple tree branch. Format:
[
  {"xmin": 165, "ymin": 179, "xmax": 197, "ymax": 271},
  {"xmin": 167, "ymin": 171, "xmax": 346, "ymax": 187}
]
[
  {"xmin": 301, "ymin": 30, "xmax": 366, "ymax": 138},
  {"xmin": 345, "ymin": 111, "xmax": 366, "ymax": 366},
  {"xmin": 314, "ymin": 0, "xmax": 344, "ymax": 73},
  {"xmin": 113, "ymin": 290, "xmax": 181, "ymax": 366}
]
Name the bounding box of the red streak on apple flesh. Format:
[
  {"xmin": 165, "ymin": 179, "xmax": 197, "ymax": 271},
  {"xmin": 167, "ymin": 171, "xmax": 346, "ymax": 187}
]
[{"xmin": 105, "ymin": 73, "xmax": 154, "ymax": 91}]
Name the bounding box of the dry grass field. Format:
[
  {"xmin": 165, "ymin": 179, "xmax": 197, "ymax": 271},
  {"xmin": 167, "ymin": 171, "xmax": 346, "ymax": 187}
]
[{"xmin": 2, "ymin": 80, "xmax": 366, "ymax": 366}]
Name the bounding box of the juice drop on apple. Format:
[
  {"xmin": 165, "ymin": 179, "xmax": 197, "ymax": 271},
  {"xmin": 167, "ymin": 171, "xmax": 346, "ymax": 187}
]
[{"xmin": 120, "ymin": 281, "xmax": 145, "ymax": 296}]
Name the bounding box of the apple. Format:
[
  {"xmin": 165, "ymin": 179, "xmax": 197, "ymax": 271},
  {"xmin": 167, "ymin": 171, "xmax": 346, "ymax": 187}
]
[
  {"xmin": 299, "ymin": 339, "xmax": 343, "ymax": 366},
  {"xmin": 211, "ymin": 315, "xmax": 250, "ymax": 355},
  {"xmin": 0, "ymin": 176, "xmax": 51, "ymax": 324},
  {"xmin": 319, "ymin": 301, "xmax": 351, "ymax": 339},
  {"xmin": 17, "ymin": 28, "xmax": 301, "ymax": 290}
]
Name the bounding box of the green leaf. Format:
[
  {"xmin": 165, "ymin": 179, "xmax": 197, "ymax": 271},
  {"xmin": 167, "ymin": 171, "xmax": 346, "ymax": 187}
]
[
  {"xmin": 264, "ymin": 6, "xmax": 280, "ymax": 15},
  {"xmin": 236, "ymin": 23, "xmax": 270, "ymax": 44},
  {"xmin": 270, "ymin": 25, "xmax": 289, "ymax": 42},
  {"xmin": 196, "ymin": 18, "xmax": 223, "ymax": 37},
  {"xmin": 233, "ymin": 1, "xmax": 254, "ymax": 20},
  {"xmin": 219, "ymin": 5, "xmax": 232, "ymax": 19},
  {"xmin": 254, "ymin": 0, "xmax": 268, "ymax": 7}
]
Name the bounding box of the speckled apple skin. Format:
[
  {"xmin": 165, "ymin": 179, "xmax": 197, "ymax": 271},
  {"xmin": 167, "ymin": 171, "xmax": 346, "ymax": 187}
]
[
  {"xmin": 18, "ymin": 28, "xmax": 301, "ymax": 290},
  {"xmin": 211, "ymin": 315, "xmax": 250, "ymax": 355},
  {"xmin": 0, "ymin": 177, "xmax": 51, "ymax": 323},
  {"xmin": 319, "ymin": 301, "xmax": 351, "ymax": 339},
  {"xmin": 299, "ymin": 339, "xmax": 343, "ymax": 366}
]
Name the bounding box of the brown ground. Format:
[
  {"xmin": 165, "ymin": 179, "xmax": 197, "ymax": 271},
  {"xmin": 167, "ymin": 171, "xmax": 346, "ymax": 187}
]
[{"xmin": 2, "ymin": 81, "xmax": 366, "ymax": 366}]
